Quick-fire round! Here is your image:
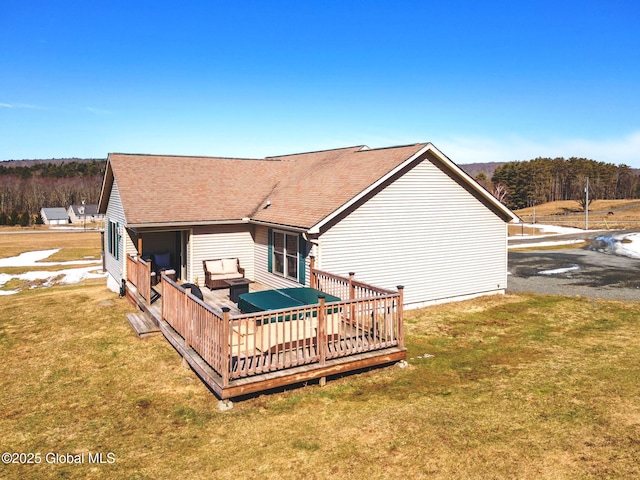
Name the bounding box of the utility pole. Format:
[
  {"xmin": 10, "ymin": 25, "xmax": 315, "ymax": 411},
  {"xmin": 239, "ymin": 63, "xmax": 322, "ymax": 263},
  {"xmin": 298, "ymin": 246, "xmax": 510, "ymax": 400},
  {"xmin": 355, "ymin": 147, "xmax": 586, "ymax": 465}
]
[
  {"xmin": 82, "ymin": 198, "xmax": 86, "ymax": 232},
  {"xmin": 584, "ymin": 177, "xmax": 589, "ymax": 230}
]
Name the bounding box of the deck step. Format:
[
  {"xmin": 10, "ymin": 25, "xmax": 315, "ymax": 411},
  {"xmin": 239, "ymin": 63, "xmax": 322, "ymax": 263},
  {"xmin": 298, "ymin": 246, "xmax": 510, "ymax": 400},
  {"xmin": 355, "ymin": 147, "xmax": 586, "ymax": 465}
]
[{"xmin": 126, "ymin": 312, "xmax": 160, "ymax": 338}]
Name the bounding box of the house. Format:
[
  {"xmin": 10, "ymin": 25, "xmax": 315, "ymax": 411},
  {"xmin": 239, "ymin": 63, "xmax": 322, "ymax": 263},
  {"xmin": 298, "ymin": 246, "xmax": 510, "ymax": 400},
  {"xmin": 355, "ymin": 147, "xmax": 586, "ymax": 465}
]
[
  {"xmin": 98, "ymin": 143, "xmax": 519, "ymax": 309},
  {"xmin": 40, "ymin": 207, "xmax": 69, "ymax": 225},
  {"xmin": 67, "ymin": 204, "xmax": 104, "ymax": 225}
]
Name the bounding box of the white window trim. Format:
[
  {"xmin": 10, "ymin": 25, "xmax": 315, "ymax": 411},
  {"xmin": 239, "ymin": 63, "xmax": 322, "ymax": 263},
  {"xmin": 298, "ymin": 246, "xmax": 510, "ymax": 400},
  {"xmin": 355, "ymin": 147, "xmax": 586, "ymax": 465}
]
[{"xmin": 272, "ymin": 230, "xmax": 299, "ymax": 281}]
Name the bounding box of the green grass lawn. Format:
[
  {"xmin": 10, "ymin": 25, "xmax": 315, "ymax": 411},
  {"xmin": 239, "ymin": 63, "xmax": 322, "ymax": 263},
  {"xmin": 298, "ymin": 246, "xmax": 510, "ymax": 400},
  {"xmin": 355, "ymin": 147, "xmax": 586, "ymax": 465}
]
[{"xmin": 2, "ymin": 281, "xmax": 639, "ymax": 479}]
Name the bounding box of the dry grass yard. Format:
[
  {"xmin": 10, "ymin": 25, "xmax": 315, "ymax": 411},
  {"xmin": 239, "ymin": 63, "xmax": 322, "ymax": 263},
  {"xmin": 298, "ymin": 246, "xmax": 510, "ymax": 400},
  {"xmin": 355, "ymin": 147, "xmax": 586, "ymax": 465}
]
[
  {"xmin": 0, "ymin": 230, "xmax": 102, "ymax": 263},
  {"xmin": 1, "ymin": 231, "xmax": 639, "ymax": 479},
  {"xmin": 0, "ymin": 230, "xmax": 103, "ymax": 292},
  {"xmin": 514, "ymin": 199, "xmax": 640, "ymax": 230}
]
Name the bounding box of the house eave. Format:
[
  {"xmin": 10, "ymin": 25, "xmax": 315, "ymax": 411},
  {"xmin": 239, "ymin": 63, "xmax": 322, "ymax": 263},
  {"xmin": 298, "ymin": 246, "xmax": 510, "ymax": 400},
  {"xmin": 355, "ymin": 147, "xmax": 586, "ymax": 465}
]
[
  {"xmin": 126, "ymin": 219, "xmax": 250, "ymax": 230},
  {"xmin": 125, "ymin": 218, "xmax": 310, "ymax": 233},
  {"xmin": 425, "ymin": 143, "xmax": 521, "ymax": 223},
  {"xmin": 247, "ymin": 219, "xmax": 309, "ymax": 233},
  {"xmin": 308, "ymin": 143, "xmax": 520, "ymax": 234},
  {"xmin": 97, "ymin": 156, "xmax": 114, "ymax": 214},
  {"xmin": 308, "ymin": 144, "xmax": 432, "ymax": 234}
]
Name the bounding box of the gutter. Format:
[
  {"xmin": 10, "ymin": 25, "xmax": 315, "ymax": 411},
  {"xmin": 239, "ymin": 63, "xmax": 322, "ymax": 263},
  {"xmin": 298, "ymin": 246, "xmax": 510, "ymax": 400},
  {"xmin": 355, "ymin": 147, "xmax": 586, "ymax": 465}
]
[
  {"xmin": 126, "ymin": 217, "xmax": 310, "ymax": 234},
  {"xmin": 246, "ymin": 218, "xmax": 309, "ymax": 233},
  {"xmin": 126, "ymin": 218, "xmax": 250, "ymax": 230}
]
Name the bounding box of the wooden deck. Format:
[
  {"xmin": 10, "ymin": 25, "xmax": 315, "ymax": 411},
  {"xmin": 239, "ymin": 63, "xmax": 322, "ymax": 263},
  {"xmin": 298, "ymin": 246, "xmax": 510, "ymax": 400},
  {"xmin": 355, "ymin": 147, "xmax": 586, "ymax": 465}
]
[
  {"xmin": 158, "ymin": 313, "xmax": 406, "ymax": 400},
  {"xmin": 127, "ymin": 279, "xmax": 269, "ymax": 318},
  {"xmin": 124, "ymin": 259, "xmax": 406, "ymax": 401}
]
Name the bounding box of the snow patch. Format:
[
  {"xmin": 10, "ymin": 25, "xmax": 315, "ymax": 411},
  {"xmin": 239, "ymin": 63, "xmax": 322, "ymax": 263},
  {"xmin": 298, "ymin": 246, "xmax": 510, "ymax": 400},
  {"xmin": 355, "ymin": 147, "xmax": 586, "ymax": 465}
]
[
  {"xmin": 538, "ymin": 264, "xmax": 581, "ymax": 276},
  {"xmin": 594, "ymin": 233, "xmax": 640, "ymax": 259},
  {"xmin": 509, "ymin": 239, "xmax": 585, "ymax": 250},
  {"xmin": 0, "ymin": 248, "xmax": 100, "ymax": 267},
  {"xmin": 509, "ymin": 224, "xmax": 589, "ymax": 239},
  {"xmin": 0, "ymin": 249, "xmax": 105, "ymax": 295}
]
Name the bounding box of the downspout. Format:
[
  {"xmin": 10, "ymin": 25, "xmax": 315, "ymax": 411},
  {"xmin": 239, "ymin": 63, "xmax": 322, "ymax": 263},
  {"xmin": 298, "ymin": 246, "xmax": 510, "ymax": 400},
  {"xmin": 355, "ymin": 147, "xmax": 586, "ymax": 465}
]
[
  {"xmin": 303, "ymin": 231, "xmax": 320, "ymax": 286},
  {"xmin": 303, "ymin": 231, "xmax": 320, "ymax": 269}
]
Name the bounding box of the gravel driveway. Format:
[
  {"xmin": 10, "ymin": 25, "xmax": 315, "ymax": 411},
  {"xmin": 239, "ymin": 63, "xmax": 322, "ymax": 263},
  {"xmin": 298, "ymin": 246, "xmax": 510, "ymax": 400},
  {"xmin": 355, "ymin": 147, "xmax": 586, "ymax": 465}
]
[{"xmin": 508, "ymin": 234, "xmax": 640, "ymax": 302}]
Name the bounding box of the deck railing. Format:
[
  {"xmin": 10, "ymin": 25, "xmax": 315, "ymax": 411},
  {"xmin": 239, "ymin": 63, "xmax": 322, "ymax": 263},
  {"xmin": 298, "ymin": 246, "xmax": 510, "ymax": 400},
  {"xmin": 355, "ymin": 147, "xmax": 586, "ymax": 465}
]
[
  {"xmin": 161, "ymin": 278, "xmax": 231, "ymax": 386},
  {"xmin": 126, "ymin": 254, "xmax": 152, "ymax": 305},
  {"xmin": 309, "ymin": 256, "xmax": 397, "ymax": 299},
  {"xmin": 155, "ymin": 269, "xmax": 404, "ymax": 382}
]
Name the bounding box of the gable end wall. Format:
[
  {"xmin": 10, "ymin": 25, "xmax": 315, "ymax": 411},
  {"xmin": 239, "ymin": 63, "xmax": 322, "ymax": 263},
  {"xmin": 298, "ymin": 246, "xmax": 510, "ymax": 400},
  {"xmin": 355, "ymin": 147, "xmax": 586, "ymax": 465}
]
[
  {"xmin": 317, "ymin": 158, "xmax": 508, "ymax": 307},
  {"xmin": 104, "ymin": 180, "xmax": 136, "ymax": 291}
]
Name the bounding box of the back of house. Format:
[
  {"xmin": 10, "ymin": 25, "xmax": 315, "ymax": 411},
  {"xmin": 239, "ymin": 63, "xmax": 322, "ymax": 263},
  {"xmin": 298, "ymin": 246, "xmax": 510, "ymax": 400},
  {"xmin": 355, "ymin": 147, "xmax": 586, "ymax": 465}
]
[{"xmin": 98, "ymin": 142, "xmax": 518, "ymax": 307}]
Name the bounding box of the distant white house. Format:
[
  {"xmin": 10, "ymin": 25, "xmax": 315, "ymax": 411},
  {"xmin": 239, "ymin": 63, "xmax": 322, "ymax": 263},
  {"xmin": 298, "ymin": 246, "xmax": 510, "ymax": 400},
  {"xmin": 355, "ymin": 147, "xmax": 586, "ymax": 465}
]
[
  {"xmin": 40, "ymin": 207, "xmax": 68, "ymax": 225},
  {"xmin": 67, "ymin": 204, "xmax": 103, "ymax": 224}
]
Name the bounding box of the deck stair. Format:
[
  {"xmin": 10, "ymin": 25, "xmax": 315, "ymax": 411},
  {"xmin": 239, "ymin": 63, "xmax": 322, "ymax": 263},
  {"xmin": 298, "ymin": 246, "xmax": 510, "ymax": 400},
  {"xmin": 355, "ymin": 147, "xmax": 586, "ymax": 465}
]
[{"xmin": 126, "ymin": 312, "xmax": 160, "ymax": 338}]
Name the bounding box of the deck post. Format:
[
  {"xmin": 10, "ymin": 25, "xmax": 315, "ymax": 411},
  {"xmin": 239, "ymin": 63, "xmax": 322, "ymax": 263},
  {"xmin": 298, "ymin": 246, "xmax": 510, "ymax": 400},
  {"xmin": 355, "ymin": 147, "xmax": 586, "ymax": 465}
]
[
  {"xmin": 137, "ymin": 237, "xmax": 143, "ymax": 255},
  {"xmin": 161, "ymin": 274, "xmax": 166, "ymax": 323},
  {"xmin": 396, "ymin": 286, "xmax": 404, "ymax": 349},
  {"xmin": 349, "ymin": 272, "xmax": 356, "ymax": 322},
  {"xmin": 221, "ymin": 307, "xmax": 230, "ymax": 388},
  {"xmin": 349, "ymin": 272, "xmax": 355, "ymax": 298},
  {"xmin": 184, "ymin": 287, "xmax": 191, "ymax": 350},
  {"xmin": 317, "ymin": 295, "xmax": 326, "ymax": 368},
  {"xmin": 310, "ymin": 256, "xmax": 316, "ymax": 289},
  {"xmin": 144, "ymin": 259, "xmax": 151, "ymax": 306}
]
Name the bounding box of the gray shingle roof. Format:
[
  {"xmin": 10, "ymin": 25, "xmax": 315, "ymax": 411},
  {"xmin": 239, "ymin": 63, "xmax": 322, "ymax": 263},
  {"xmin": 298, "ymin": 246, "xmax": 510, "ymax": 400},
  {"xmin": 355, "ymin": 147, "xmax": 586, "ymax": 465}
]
[{"xmin": 41, "ymin": 207, "xmax": 68, "ymax": 221}]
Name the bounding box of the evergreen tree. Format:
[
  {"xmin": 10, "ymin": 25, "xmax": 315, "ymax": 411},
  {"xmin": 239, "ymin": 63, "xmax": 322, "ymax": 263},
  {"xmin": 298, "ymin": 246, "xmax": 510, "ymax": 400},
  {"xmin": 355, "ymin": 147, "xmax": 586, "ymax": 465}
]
[{"xmin": 18, "ymin": 211, "xmax": 30, "ymax": 227}]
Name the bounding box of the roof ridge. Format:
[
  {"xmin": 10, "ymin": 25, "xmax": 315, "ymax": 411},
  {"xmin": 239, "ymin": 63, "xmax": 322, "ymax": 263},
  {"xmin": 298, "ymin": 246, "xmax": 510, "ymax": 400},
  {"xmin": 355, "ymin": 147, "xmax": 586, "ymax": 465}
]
[
  {"xmin": 355, "ymin": 143, "xmax": 426, "ymax": 153},
  {"xmin": 265, "ymin": 145, "xmax": 365, "ymax": 159},
  {"xmin": 109, "ymin": 152, "xmax": 264, "ymax": 162}
]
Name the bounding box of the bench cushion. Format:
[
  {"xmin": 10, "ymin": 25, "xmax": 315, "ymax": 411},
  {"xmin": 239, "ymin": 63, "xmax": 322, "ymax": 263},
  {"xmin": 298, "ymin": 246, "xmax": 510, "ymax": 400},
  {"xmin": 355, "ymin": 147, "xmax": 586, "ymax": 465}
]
[
  {"xmin": 205, "ymin": 258, "xmax": 240, "ymax": 275},
  {"xmin": 204, "ymin": 259, "xmax": 224, "ymax": 274},
  {"xmin": 206, "ymin": 272, "xmax": 244, "ymax": 281},
  {"xmin": 221, "ymin": 258, "xmax": 239, "ymax": 274}
]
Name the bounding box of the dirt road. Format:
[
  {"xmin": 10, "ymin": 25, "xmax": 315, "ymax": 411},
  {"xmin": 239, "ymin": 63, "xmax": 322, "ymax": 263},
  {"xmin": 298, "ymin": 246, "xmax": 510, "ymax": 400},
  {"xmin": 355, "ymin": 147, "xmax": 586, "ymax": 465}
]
[{"xmin": 508, "ymin": 233, "xmax": 640, "ymax": 301}]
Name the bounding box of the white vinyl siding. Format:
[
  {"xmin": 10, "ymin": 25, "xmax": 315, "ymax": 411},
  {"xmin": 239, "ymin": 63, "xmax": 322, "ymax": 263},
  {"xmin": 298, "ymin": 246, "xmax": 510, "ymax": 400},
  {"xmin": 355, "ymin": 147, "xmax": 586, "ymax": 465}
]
[
  {"xmin": 190, "ymin": 225, "xmax": 255, "ymax": 284},
  {"xmin": 254, "ymin": 226, "xmax": 310, "ymax": 289},
  {"xmin": 318, "ymin": 159, "xmax": 508, "ymax": 307},
  {"xmin": 104, "ymin": 180, "xmax": 133, "ymax": 286}
]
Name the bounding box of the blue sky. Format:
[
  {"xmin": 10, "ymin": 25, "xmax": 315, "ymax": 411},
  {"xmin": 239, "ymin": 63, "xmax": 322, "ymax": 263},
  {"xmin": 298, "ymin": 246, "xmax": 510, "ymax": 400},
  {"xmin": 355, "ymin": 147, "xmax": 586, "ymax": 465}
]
[{"xmin": 1, "ymin": 0, "xmax": 639, "ymax": 167}]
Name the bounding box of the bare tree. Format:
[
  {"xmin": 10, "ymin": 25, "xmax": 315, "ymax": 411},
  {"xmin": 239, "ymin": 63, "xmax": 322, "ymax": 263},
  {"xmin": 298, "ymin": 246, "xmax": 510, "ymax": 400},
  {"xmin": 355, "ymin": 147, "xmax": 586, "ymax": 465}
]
[{"xmin": 493, "ymin": 183, "xmax": 509, "ymax": 205}]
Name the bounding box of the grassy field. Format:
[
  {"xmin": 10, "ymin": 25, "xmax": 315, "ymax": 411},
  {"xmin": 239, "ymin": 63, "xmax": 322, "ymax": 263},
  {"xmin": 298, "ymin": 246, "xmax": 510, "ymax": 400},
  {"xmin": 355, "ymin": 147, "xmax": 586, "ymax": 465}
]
[
  {"xmin": 0, "ymin": 230, "xmax": 102, "ymax": 263},
  {"xmin": 514, "ymin": 199, "xmax": 640, "ymax": 230},
  {"xmin": 0, "ymin": 230, "xmax": 103, "ymax": 293},
  {"xmin": 1, "ymin": 232, "xmax": 640, "ymax": 479}
]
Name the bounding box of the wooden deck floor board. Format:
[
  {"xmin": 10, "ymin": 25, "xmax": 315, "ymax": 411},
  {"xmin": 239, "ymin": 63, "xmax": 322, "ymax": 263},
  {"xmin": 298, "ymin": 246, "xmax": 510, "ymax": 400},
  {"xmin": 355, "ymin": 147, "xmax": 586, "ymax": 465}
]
[{"xmin": 126, "ymin": 312, "xmax": 160, "ymax": 337}]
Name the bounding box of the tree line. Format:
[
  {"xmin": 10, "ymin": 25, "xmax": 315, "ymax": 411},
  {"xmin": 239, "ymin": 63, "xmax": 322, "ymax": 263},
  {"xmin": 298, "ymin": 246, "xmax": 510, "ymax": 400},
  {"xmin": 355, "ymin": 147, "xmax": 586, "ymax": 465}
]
[
  {"xmin": 0, "ymin": 160, "xmax": 106, "ymax": 225},
  {"xmin": 482, "ymin": 157, "xmax": 640, "ymax": 210}
]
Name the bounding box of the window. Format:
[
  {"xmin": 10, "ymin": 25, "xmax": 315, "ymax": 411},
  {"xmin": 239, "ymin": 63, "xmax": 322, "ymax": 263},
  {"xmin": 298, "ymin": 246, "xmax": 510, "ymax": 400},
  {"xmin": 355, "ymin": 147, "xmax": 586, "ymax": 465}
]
[
  {"xmin": 107, "ymin": 220, "xmax": 121, "ymax": 261},
  {"xmin": 269, "ymin": 230, "xmax": 305, "ymax": 283}
]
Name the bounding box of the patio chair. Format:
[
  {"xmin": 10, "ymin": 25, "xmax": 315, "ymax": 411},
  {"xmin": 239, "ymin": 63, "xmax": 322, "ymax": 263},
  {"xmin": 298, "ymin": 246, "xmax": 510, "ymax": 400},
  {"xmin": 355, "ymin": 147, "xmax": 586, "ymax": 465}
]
[
  {"xmin": 203, "ymin": 258, "xmax": 245, "ymax": 289},
  {"xmin": 152, "ymin": 252, "xmax": 172, "ymax": 272},
  {"xmin": 151, "ymin": 252, "xmax": 176, "ymax": 283},
  {"xmin": 179, "ymin": 283, "xmax": 204, "ymax": 301}
]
